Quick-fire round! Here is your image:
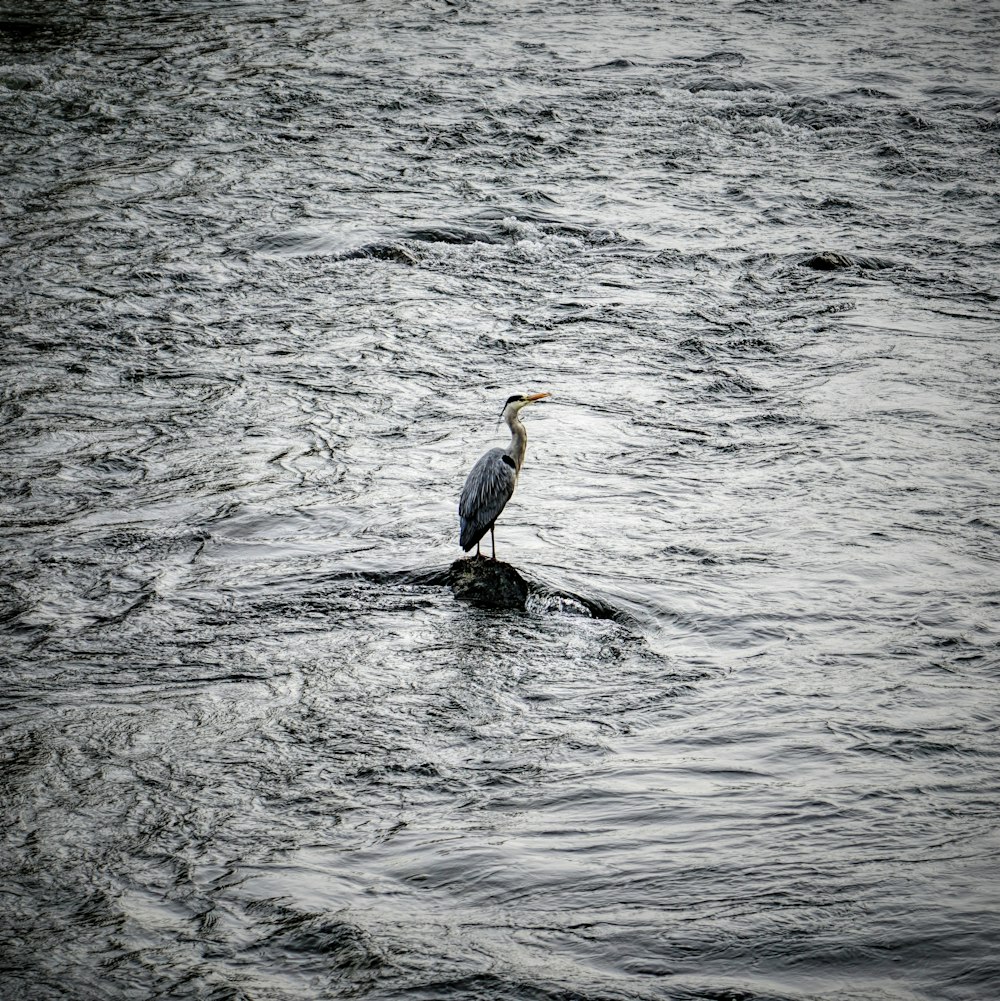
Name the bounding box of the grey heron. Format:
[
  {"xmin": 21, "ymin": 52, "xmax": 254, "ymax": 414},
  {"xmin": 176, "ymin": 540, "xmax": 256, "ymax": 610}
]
[{"xmin": 459, "ymin": 391, "xmax": 550, "ymax": 559}]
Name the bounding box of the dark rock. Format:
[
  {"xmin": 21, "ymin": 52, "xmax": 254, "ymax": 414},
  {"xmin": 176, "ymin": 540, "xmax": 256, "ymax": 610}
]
[
  {"xmin": 449, "ymin": 558, "xmax": 529, "ymax": 611},
  {"xmin": 800, "ymin": 251, "xmax": 857, "ymax": 270},
  {"xmin": 799, "ymin": 251, "xmax": 895, "ymax": 271},
  {"xmin": 402, "ymin": 224, "xmax": 500, "ymax": 246},
  {"xmin": 341, "ymin": 242, "xmax": 418, "ymax": 265}
]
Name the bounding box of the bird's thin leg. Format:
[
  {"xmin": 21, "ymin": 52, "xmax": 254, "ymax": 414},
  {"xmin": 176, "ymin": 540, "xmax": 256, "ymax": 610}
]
[
  {"xmin": 475, "ymin": 541, "xmax": 480, "ymax": 559},
  {"xmin": 490, "ymin": 525, "xmax": 496, "ymax": 560}
]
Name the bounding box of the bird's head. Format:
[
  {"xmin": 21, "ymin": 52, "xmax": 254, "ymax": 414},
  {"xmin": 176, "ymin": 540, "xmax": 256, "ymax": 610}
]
[{"xmin": 501, "ymin": 391, "xmax": 550, "ymax": 418}]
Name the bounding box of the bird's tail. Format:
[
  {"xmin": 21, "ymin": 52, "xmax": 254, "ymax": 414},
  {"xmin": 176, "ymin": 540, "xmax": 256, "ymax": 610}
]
[{"xmin": 459, "ymin": 518, "xmax": 480, "ymax": 552}]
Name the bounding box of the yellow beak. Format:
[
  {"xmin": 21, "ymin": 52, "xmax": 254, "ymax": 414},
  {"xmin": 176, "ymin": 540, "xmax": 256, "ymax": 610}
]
[{"xmin": 525, "ymin": 392, "xmax": 550, "ymax": 402}]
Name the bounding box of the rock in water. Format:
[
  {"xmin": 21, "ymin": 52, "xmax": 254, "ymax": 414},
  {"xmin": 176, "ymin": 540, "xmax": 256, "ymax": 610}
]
[
  {"xmin": 799, "ymin": 251, "xmax": 893, "ymax": 271},
  {"xmin": 449, "ymin": 558, "xmax": 529, "ymax": 611},
  {"xmin": 800, "ymin": 251, "xmax": 856, "ymax": 271}
]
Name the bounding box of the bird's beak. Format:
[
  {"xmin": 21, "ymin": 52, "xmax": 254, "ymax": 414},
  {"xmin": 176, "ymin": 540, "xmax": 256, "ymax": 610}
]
[{"xmin": 526, "ymin": 392, "xmax": 550, "ymax": 403}]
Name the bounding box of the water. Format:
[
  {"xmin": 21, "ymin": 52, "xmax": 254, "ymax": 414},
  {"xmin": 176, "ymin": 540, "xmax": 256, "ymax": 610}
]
[{"xmin": 2, "ymin": 2, "xmax": 999, "ymax": 999}]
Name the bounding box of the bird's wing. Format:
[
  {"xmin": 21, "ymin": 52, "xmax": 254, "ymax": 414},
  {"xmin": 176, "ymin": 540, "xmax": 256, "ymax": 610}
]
[{"xmin": 458, "ymin": 447, "xmax": 517, "ymax": 550}]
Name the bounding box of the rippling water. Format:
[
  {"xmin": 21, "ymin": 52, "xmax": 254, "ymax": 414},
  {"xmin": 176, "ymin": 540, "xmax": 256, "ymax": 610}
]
[{"xmin": 2, "ymin": 2, "xmax": 999, "ymax": 999}]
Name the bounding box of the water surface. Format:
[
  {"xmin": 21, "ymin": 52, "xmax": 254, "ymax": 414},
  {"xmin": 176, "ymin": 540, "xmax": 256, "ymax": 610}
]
[{"xmin": 2, "ymin": 2, "xmax": 999, "ymax": 999}]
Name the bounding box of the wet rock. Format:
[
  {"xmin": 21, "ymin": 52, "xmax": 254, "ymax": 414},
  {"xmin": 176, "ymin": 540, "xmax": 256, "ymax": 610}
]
[
  {"xmin": 799, "ymin": 251, "xmax": 895, "ymax": 271},
  {"xmin": 402, "ymin": 224, "xmax": 500, "ymax": 246},
  {"xmin": 800, "ymin": 251, "xmax": 857, "ymax": 270},
  {"xmin": 449, "ymin": 558, "xmax": 529, "ymax": 611},
  {"xmin": 341, "ymin": 242, "xmax": 418, "ymax": 265}
]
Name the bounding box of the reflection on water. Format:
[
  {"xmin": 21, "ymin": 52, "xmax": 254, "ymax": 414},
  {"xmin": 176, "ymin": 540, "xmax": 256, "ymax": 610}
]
[{"xmin": 2, "ymin": 2, "xmax": 999, "ymax": 999}]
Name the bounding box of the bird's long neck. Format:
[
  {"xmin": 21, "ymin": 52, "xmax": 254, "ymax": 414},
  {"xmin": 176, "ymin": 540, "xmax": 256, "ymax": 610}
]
[{"xmin": 504, "ymin": 409, "xmax": 528, "ymax": 472}]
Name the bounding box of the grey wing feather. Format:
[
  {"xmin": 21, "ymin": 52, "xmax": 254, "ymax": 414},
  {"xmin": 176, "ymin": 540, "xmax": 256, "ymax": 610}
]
[{"xmin": 458, "ymin": 447, "xmax": 517, "ymax": 550}]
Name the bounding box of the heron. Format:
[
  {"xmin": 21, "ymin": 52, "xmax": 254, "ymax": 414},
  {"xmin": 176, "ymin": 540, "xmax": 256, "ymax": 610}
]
[{"xmin": 459, "ymin": 391, "xmax": 550, "ymax": 559}]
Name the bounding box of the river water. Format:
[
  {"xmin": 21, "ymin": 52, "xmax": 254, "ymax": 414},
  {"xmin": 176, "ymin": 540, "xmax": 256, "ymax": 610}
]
[{"xmin": 2, "ymin": 2, "xmax": 999, "ymax": 999}]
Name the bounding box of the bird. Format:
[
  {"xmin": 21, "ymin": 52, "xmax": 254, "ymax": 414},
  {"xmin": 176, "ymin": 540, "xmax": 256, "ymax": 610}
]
[{"xmin": 459, "ymin": 391, "xmax": 550, "ymax": 560}]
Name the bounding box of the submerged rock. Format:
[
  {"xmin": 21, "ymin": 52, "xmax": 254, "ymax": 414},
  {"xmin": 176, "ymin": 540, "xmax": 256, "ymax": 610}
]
[
  {"xmin": 340, "ymin": 242, "xmax": 418, "ymax": 264},
  {"xmin": 449, "ymin": 558, "xmax": 529, "ymax": 611},
  {"xmin": 799, "ymin": 251, "xmax": 895, "ymax": 271},
  {"xmin": 800, "ymin": 251, "xmax": 857, "ymax": 270}
]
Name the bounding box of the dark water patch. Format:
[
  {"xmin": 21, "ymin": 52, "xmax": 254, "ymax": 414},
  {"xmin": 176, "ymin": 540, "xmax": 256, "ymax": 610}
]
[
  {"xmin": 254, "ymin": 214, "xmax": 630, "ymax": 262},
  {"xmin": 833, "ymin": 86, "xmax": 900, "ymax": 101},
  {"xmin": 342, "ymin": 242, "xmax": 421, "ymax": 264},
  {"xmin": 732, "ymin": 412, "xmax": 831, "ymax": 432},
  {"xmin": 705, "ymin": 371, "xmax": 760, "ymax": 396},
  {"xmin": 376, "ymin": 971, "xmax": 648, "ymax": 1001},
  {"xmin": 817, "ymin": 195, "xmax": 857, "ymax": 210},
  {"xmin": 691, "ymin": 51, "xmax": 746, "ymax": 67},
  {"xmin": 255, "ymin": 908, "xmax": 389, "ymax": 979},
  {"xmin": 0, "ymin": 16, "xmax": 77, "ymax": 50},
  {"xmin": 687, "ymin": 74, "xmax": 771, "ymax": 94},
  {"xmin": 472, "ymin": 206, "xmax": 631, "ymax": 247},
  {"xmin": 896, "ymin": 108, "xmax": 934, "ymax": 132},
  {"xmin": 590, "ymin": 57, "xmax": 643, "ymax": 70},
  {"xmin": 517, "ymin": 188, "xmax": 561, "ymax": 204},
  {"xmin": 678, "ymin": 336, "xmax": 712, "ymax": 356},
  {"xmin": 403, "ymin": 224, "xmax": 504, "ymax": 246},
  {"xmin": 771, "ymin": 99, "xmax": 858, "ymax": 131},
  {"xmin": 724, "ymin": 336, "xmax": 779, "ymax": 354},
  {"xmin": 923, "ymin": 83, "xmax": 989, "ymax": 100}
]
